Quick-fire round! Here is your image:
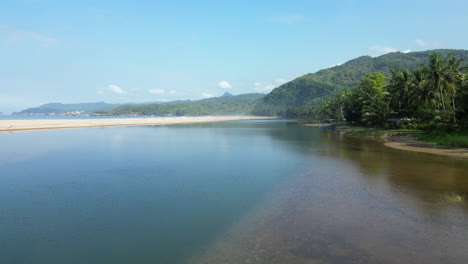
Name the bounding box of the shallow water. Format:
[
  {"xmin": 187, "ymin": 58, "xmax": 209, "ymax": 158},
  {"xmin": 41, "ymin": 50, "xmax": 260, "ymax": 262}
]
[{"xmin": 1, "ymin": 120, "xmax": 467, "ymax": 263}]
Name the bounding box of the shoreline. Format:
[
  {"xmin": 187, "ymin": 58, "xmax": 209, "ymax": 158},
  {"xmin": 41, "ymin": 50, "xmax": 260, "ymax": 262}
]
[
  {"xmin": 304, "ymin": 123, "xmax": 468, "ymax": 159},
  {"xmin": 331, "ymin": 125, "xmax": 468, "ymax": 159},
  {"xmin": 383, "ymin": 134, "xmax": 468, "ymax": 159},
  {"xmin": 0, "ymin": 116, "xmax": 274, "ymax": 133}
]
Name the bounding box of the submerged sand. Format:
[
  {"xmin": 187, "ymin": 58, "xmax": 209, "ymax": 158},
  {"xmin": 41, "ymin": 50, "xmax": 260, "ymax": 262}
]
[
  {"xmin": 0, "ymin": 116, "xmax": 273, "ymax": 133},
  {"xmin": 191, "ymin": 166, "xmax": 468, "ymax": 264}
]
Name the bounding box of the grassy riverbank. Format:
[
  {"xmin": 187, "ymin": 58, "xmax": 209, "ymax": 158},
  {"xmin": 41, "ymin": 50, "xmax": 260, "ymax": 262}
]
[
  {"xmin": 417, "ymin": 132, "xmax": 468, "ymax": 148},
  {"xmin": 337, "ymin": 125, "xmax": 468, "ymax": 148},
  {"xmin": 331, "ymin": 124, "xmax": 468, "ymax": 159}
]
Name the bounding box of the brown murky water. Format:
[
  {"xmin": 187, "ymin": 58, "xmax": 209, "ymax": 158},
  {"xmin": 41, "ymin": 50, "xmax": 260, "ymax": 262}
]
[{"xmin": 193, "ymin": 128, "xmax": 468, "ymax": 264}]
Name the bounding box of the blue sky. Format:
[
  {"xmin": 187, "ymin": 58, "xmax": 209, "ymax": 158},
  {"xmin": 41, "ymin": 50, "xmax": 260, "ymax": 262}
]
[{"xmin": 1, "ymin": 0, "xmax": 467, "ymax": 113}]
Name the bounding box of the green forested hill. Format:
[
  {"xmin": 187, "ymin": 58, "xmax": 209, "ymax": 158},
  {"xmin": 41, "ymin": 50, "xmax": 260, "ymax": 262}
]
[
  {"xmin": 253, "ymin": 49, "xmax": 468, "ymax": 115},
  {"xmin": 101, "ymin": 93, "xmax": 264, "ymax": 116}
]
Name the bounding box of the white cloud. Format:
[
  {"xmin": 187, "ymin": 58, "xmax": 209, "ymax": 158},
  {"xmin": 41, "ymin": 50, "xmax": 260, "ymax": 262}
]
[
  {"xmin": 253, "ymin": 78, "xmax": 294, "ymax": 93},
  {"xmin": 148, "ymin": 89, "xmax": 165, "ymax": 94},
  {"xmin": 403, "ymin": 49, "xmax": 412, "ymax": 53},
  {"xmin": 416, "ymin": 39, "xmax": 427, "ymax": 47},
  {"xmin": 270, "ymin": 14, "xmax": 304, "ymax": 25},
  {"xmin": 369, "ymin": 45, "xmax": 398, "ymax": 55},
  {"xmin": 0, "ymin": 25, "xmax": 58, "ymax": 47},
  {"xmin": 169, "ymin": 90, "xmax": 177, "ymax": 95},
  {"xmin": 254, "ymin": 82, "xmax": 276, "ymax": 93},
  {"xmin": 218, "ymin": 81, "xmax": 232, "ymax": 89},
  {"xmin": 328, "ymin": 63, "xmax": 343, "ymax": 68},
  {"xmin": 202, "ymin": 93, "xmax": 214, "ymax": 98},
  {"xmin": 275, "ymin": 78, "xmax": 289, "ymax": 84},
  {"xmin": 108, "ymin": 85, "xmax": 126, "ymax": 94}
]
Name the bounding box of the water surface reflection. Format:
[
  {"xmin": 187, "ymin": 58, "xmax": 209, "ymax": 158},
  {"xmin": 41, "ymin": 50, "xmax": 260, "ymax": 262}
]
[
  {"xmin": 195, "ymin": 122, "xmax": 468, "ymax": 264},
  {"xmin": 1, "ymin": 121, "xmax": 467, "ymax": 264}
]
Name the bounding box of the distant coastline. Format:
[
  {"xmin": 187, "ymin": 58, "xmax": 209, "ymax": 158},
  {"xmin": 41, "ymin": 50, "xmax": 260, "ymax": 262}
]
[{"xmin": 0, "ymin": 116, "xmax": 275, "ymax": 133}]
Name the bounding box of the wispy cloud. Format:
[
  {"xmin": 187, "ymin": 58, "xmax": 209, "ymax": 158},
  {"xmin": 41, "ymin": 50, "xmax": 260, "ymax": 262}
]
[
  {"xmin": 0, "ymin": 25, "xmax": 58, "ymax": 47},
  {"xmin": 369, "ymin": 45, "xmax": 398, "ymax": 55},
  {"xmin": 202, "ymin": 93, "xmax": 214, "ymax": 98},
  {"xmin": 254, "ymin": 82, "xmax": 276, "ymax": 93},
  {"xmin": 328, "ymin": 63, "xmax": 343, "ymax": 68},
  {"xmin": 108, "ymin": 85, "xmax": 126, "ymax": 94},
  {"xmin": 98, "ymin": 85, "xmax": 126, "ymax": 95},
  {"xmin": 403, "ymin": 49, "xmax": 412, "ymax": 53},
  {"xmin": 416, "ymin": 39, "xmax": 427, "ymax": 47},
  {"xmin": 217, "ymin": 81, "xmax": 232, "ymax": 89},
  {"xmin": 148, "ymin": 89, "xmax": 165, "ymax": 94},
  {"xmin": 253, "ymin": 77, "xmax": 294, "ymax": 93},
  {"xmin": 269, "ymin": 14, "xmax": 304, "ymax": 25},
  {"xmin": 169, "ymin": 90, "xmax": 177, "ymax": 95},
  {"xmin": 275, "ymin": 78, "xmax": 289, "ymax": 84}
]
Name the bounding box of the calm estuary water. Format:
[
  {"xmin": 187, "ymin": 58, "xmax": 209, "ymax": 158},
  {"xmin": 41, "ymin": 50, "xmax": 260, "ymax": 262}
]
[{"xmin": 1, "ymin": 120, "xmax": 467, "ymax": 264}]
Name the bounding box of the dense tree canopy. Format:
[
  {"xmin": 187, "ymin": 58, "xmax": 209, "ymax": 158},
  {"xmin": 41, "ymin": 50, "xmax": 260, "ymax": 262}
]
[{"xmin": 320, "ymin": 53, "xmax": 467, "ymax": 129}]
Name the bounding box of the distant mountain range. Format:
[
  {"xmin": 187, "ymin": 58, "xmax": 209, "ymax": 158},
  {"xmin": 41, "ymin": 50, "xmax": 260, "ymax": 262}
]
[
  {"xmin": 13, "ymin": 102, "xmax": 126, "ymax": 115},
  {"xmin": 252, "ymin": 49, "xmax": 468, "ymax": 115},
  {"xmin": 14, "ymin": 92, "xmax": 264, "ymax": 115}
]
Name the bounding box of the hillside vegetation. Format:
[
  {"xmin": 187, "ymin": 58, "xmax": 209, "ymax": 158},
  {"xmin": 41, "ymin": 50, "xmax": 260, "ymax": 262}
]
[
  {"xmin": 253, "ymin": 49, "xmax": 468, "ymax": 116},
  {"xmin": 98, "ymin": 93, "xmax": 264, "ymax": 116},
  {"xmin": 319, "ymin": 53, "xmax": 468, "ymax": 147}
]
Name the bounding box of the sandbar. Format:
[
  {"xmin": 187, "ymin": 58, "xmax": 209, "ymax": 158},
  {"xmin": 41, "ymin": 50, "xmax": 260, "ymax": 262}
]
[{"xmin": 0, "ymin": 116, "xmax": 274, "ymax": 133}]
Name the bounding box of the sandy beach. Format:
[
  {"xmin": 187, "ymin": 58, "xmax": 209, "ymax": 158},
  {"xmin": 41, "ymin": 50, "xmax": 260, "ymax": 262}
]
[{"xmin": 0, "ymin": 116, "xmax": 273, "ymax": 133}]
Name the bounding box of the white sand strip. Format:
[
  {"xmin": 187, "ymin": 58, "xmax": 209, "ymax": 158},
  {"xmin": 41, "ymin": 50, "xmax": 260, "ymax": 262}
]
[{"xmin": 0, "ymin": 116, "xmax": 274, "ymax": 133}]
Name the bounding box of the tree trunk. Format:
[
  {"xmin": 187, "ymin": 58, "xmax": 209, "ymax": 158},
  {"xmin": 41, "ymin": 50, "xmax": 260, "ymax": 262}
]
[
  {"xmin": 439, "ymin": 83, "xmax": 447, "ymax": 114},
  {"xmin": 452, "ymin": 94, "xmax": 457, "ymax": 124},
  {"xmin": 340, "ymin": 105, "xmax": 344, "ymax": 121}
]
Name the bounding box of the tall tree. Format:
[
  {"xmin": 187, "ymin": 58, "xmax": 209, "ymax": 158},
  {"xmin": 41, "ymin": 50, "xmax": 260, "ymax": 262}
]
[
  {"xmin": 423, "ymin": 53, "xmax": 463, "ymax": 122},
  {"xmin": 387, "ymin": 68, "xmax": 417, "ymax": 118}
]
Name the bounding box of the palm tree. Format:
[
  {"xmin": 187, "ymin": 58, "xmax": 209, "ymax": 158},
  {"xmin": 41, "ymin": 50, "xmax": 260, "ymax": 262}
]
[
  {"xmin": 423, "ymin": 53, "xmax": 462, "ymax": 123},
  {"xmin": 362, "ymin": 94, "xmax": 392, "ymax": 126},
  {"xmin": 425, "ymin": 54, "xmax": 446, "ymax": 113},
  {"xmin": 446, "ymin": 56, "xmax": 464, "ymax": 123},
  {"xmin": 387, "ymin": 68, "xmax": 416, "ymax": 117},
  {"xmin": 412, "ymin": 68, "xmax": 433, "ymax": 105}
]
